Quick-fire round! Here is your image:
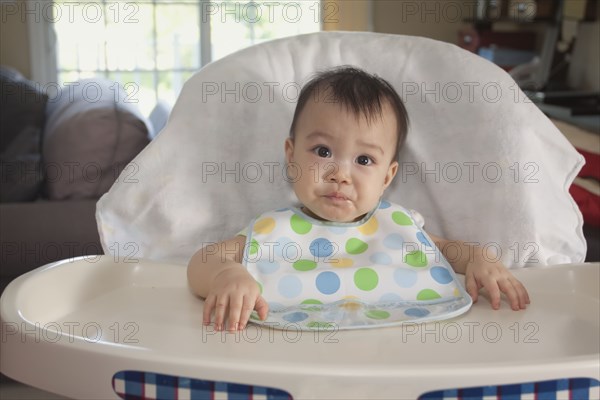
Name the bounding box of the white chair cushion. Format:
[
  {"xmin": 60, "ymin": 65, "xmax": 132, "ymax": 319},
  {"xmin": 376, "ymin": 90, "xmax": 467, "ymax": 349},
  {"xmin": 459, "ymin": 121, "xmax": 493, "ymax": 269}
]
[{"xmin": 96, "ymin": 32, "xmax": 586, "ymax": 267}]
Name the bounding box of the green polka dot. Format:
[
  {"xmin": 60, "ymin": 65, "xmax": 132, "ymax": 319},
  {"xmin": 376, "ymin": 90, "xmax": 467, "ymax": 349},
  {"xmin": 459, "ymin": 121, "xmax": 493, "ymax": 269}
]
[
  {"xmin": 300, "ymin": 299, "xmax": 323, "ymax": 311},
  {"xmin": 293, "ymin": 259, "xmax": 317, "ymax": 271},
  {"xmin": 365, "ymin": 310, "xmax": 390, "ymax": 320},
  {"xmin": 417, "ymin": 289, "xmax": 441, "ymax": 300},
  {"xmin": 248, "ymin": 239, "xmax": 260, "ymax": 255},
  {"xmin": 301, "ymin": 299, "xmax": 323, "ymax": 304},
  {"xmin": 249, "ymin": 311, "xmax": 260, "ymax": 320},
  {"xmin": 256, "ymin": 281, "xmax": 263, "ymax": 294},
  {"xmin": 290, "ymin": 214, "xmax": 312, "ymax": 234},
  {"xmin": 354, "ymin": 267, "xmax": 379, "ymax": 291},
  {"xmin": 405, "ymin": 250, "xmax": 427, "ymax": 267},
  {"xmin": 392, "ymin": 211, "xmax": 412, "ymax": 225},
  {"xmin": 307, "ymin": 321, "xmax": 335, "ymax": 329},
  {"xmin": 346, "ymin": 238, "xmax": 368, "ymax": 254}
]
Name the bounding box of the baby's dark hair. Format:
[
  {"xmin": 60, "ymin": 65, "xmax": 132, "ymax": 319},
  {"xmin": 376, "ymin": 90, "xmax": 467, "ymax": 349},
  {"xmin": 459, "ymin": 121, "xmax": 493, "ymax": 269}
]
[{"xmin": 289, "ymin": 66, "xmax": 409, "ymax": 163}]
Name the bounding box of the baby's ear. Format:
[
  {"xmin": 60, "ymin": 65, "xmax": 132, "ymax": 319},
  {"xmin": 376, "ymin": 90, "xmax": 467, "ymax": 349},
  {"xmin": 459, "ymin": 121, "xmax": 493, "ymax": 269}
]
[
  {"xmin": 284, "ymin": 137, "xmax": 295, "ymax": 163},
  {"xmin": 383, "ymin": 160, "xmax": 399, "ymax": 188}
]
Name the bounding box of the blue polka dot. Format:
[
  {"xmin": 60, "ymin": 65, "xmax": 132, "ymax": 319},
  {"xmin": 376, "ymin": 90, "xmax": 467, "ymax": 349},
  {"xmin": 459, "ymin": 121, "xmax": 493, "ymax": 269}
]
[
  {"xmin": 404, "ymin": 308, "xmax": 430, "ymax": 317},
  {"xmin": 430, "ymin": 266, "xmax": 453, "ymax": 284},
  {"xmin": 328, "ymin": 226, "xmax": 347, "ymax": 234},
  {"xmin": 379, "ymin": 200, "xmax": 391, "ymax": 209},
  {"xmin": 257, "ymin": 259, "xmax": 279, "ymax": 274},
  {"xmin": 278, "ymin": 275, "xmax": 302, "ymax": 298},
  {"xmin": 416, "ymin": 231, "xmax": 431, "ymax": 247},
  {"xmin": 379, "ymin": 292, "xmax": 403, "ymax": 303},
  {"xmin": 309, "ymin": 237, "xmax": 335, "ymax": 258},
  {"xmin": 394, "ymin": 268, "xmax": 418, "ymax": 287},
  {"xmin": 275, "ymin": 208, "xmax": 288, "ymax": 212},
  {"xmin": 369, "ymin": 252, "xmax": 392, "ymax": 265},
  {"xmin": 315, "ymin": 271, "xmax": 340, "ymax": 295},
  {"xmin": 273, "ymin": 236, "xmax": 300, "ymax": 260},
  {"xmin": 282, "ymin": 312, "xmax": 309, "ymax": 323},
  {"xmin": 268, "ymin": 302, "xmax": 286, "ymax": 312},
  {"xmin": 383, "ymin": 233, "xmax": 404, "ymax": 250}
]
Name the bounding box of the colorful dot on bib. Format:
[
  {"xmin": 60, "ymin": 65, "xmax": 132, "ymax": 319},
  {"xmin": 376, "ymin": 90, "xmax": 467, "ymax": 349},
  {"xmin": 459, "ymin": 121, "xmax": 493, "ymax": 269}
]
[
  {"xmin": 392, "ymin": 211, "xmax": 412, "ymax": 225},
  {"xmin": 247, "ymin": 238, "xmax": 260, "ymax": 256},
  {"xmin": 354, "ymin": 268, "xmax": 379, "ymax": 291},
  {"xmin": 404, "ymin": 308, "xmax": 430, "ymax": 317},
  {"xmin": 379, "ymin": 200, "xmax": 391, "ymax": 209},
  {"xmin": 290, "ymin": 214, "xmax": 312, "ymax": 234},
  {"xmin": 309, "ymin": 238, "xmax": 335, "ymax": 258},
  {"xmin": 346, "ymin": 238, "xmax": 368, "ymax": 254},
  {"xmin": 370, "ymin": 252, "xmax": 392, "ymax": 265},
  {"xmin": 430, "ymin": 266, "xmax": 453, "ymax": 284},
  {"xmin": 293, "ymin": 259, "xmax": 317, "ymax": 271},
  {"xmin": 326, "ymin": 258, "xmax": 354, "ymax": 268},
  {"xmin": 394, "ymin": 268, "xmax": 418, "ymax": 288},
  {"xmin": 282, "ymin": 312, "xmax": 309, "ymax": 323},
  {"xmin": 278, "ymin": 275, "xmax": 303, "ymax": 298},
  {"xmin": 383, "ymin": 233, "xmax": 404, "ymax": 250},
  {"xmin": 339, "ymin": 301, "xmax": 363, "ymax": 311},
  {"xmin": 417, "ymin": 289, "xmax": 442, "ymax": 300},
  {"xmin": 379, "ymin": 292, "xmax": 403, "ymax": 303},
  {"xmin": 253, "ymin": 217, "xmax": 276, "ymax": 234},
  {"xmin": 272, "ymin": 236, "xmax": 296, "ymax": 260},
  {"xmin": 357, "ymin": 216, "xmax": 378, "ymax": 235},
  {"xmin": 416, "ymin": 231, "xmax": 431, "ymax": 247},
  {"xmin": 257, "ymin": 259, "xmax": 280, "ymax": 274},
  {"xmin": 405, "ymin": 250, "xmax": 428, "ymax": 267},
  {"xmin": 300, "ymin": 299, "xmax": 323, "ymax": 312},
  {"xmin": 316, "ymin": 271, "xmax": 341, "ymax": 295},
  {"xmin": 365, "ymin": 309, "xmax": 390, "ymax": 320}
]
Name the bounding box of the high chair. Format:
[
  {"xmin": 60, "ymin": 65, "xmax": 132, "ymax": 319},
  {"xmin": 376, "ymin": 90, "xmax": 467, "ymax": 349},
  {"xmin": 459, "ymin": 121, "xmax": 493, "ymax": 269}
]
[{"xmin": 1, "ymin": 32, "xmax": 598, "ymax": 400}]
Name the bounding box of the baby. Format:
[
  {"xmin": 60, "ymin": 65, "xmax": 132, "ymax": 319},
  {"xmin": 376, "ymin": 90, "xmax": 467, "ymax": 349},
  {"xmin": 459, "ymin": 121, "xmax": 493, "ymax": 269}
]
[{"xmin": 187, "ymin": 66, "xmax": 530, "ymax": 332}]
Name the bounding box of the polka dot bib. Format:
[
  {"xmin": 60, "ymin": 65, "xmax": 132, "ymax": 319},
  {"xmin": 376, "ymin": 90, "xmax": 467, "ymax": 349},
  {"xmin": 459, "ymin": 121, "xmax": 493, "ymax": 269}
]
[{"xmin": 242, "ymin": 199, "xmax": 472, "ymax": 330}]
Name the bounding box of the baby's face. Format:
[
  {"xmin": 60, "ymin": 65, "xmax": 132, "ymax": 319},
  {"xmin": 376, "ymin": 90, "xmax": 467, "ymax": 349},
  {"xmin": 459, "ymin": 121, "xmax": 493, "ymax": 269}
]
[{"xmin": 285, "ymin": 94, "xmax": 399, "ymax": 222}]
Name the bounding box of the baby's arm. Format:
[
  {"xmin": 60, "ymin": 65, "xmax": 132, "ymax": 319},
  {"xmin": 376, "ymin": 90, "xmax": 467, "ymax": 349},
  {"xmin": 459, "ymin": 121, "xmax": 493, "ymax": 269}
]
[
  {"xmin": 427, "ymin": 233, "xmax": 530, "ymax": 311},
  {"xmin": 187, "ymin": 235, "xmax": 269, "ymax": 331}
]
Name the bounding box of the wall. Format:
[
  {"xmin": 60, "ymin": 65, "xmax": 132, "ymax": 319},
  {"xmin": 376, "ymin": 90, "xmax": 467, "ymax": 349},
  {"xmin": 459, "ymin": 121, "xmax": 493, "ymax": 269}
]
[
  {"xmin": 373, "ymin": 0, "xmax": 471, "ymax": 42},
  {"xmin": 0, "ymin": 0, "xmax": 31, "ymax": 77}
]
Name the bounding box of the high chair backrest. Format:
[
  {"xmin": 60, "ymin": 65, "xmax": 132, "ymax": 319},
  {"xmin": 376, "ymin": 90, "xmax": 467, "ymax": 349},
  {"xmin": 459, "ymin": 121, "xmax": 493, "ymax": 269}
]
[{"xmin": 96, "ymin": 32, "xmax": 585, "ymax": 268}]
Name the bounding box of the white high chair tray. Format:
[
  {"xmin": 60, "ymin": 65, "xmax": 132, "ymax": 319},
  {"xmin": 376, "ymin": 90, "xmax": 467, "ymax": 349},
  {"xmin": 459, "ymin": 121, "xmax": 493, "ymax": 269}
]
[{"xmin": 1, "ymin": 256, "xmax": 598, "ymax": 400}]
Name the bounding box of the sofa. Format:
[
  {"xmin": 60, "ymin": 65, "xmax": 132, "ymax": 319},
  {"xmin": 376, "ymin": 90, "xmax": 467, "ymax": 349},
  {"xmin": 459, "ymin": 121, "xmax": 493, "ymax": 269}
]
[{"xmin": 0, "ymin": 66, "xmax": 164, "ymax": 294}]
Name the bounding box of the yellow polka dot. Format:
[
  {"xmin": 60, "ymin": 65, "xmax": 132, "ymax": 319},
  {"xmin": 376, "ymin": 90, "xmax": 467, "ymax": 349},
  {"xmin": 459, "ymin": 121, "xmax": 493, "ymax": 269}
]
[
  {"xmin": 357, "ymin": 216, "xmax": 378, "ymax": 235},
  {"xmin": 343, "ymin": 295, "xmax": 359, "ymax": 300},
  {"xmin": 253, "ymin": 217, "xmax": 276, "ymax": 234},
  {"xmin": 326, "ymin": 258, "xmax": 354, "ymax": 268},
  {"xmin": 453, "ymin": 287, "xmax": 461, "ymax": 297},
  {"xmin": 339, "ymin": 301, "xmax": 362, "ymax": 311}
]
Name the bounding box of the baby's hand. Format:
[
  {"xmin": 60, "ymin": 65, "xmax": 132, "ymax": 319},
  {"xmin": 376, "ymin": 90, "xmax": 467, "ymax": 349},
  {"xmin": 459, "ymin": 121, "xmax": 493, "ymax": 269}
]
[
  {"xmin": 464, "ymin": 258, "xmax": 530, "ymax": 310},
  {"xmin": 203, "ymin": 267, "xmax": 269, "ymax": 331}
]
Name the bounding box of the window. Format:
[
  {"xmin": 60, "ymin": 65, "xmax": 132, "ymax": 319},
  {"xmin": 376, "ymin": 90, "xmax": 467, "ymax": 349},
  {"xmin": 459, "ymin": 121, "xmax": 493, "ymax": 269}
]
[{"xmin": 48, "ymin": 0, "xmax": 321, "ymax": 115}]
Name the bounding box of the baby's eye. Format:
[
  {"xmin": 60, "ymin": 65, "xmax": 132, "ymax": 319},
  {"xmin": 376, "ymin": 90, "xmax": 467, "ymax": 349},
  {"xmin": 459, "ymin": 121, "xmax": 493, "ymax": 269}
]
[
  {"xmin": 357, "ymin": 155, "xmax": 373, "ymax": 166},
  {"xmin": 314, "ymin": 146, "xmax": 331, "ymax": 158}
]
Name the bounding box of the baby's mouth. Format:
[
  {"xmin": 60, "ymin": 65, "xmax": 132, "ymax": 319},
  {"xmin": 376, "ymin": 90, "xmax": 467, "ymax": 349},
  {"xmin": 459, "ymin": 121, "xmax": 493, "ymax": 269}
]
[{"xmin": 324, "ymin": 192, "xmax": 350, "ymax": 201}]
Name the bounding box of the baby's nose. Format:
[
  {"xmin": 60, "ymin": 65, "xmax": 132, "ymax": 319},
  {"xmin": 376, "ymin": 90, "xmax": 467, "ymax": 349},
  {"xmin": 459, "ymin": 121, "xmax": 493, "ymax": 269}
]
[{"xmin": 325, "ymin": 161, "xmax": 351, "ymax": 184}]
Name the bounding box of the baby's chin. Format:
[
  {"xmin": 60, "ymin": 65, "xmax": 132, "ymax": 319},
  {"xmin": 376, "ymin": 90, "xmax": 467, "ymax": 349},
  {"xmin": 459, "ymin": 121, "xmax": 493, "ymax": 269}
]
[{"xmin": 306, "ymin": 206, "xmax": 367, "ymax": 223}]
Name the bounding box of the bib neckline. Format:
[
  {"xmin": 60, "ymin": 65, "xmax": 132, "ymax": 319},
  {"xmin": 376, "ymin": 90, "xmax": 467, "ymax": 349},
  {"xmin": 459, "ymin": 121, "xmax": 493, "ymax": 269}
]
[{"xmin": 289, "ymin": 198, "xmax": 382, "ymax": 228}]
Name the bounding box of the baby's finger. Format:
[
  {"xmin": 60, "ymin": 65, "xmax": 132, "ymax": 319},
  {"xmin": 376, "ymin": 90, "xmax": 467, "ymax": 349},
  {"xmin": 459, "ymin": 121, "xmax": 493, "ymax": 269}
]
[
  {"xmin": 511, "ymin": 278, "xmax": 530, "ymax": 309},
  {"xmin": 497, "ymin": 278, "xmax": 520, "ymax": 310},
  {"xmin": 202, "ymin": 294, "xmax": 216, "ymax": 325},
  {"xmin": 227, "ymin": 296, "xmax": 244, "ymax": 331},
  {"xmin": 213, "ymin": 295, "xmax": 229, "ymax": 331},
  {"xmin": 465, "ymin": 273, "xmax": 480, "ymax": 303},
  {"xmin": 238, "ymin": 295, "xmax": 258, "ymax": 330},
  {"xmin": 483, "ymin": 277, "xmax": 502, "ymax": 310},
  {"xmin": 254, "ymin": 295, "xmax": 270, "ymax": 321}
]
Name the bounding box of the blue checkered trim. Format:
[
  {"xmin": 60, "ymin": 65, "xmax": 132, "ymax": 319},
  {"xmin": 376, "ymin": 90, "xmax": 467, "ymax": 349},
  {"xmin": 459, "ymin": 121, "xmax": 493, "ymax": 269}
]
[
  {"xmin": 419, "ymin": 377, "xmax": 600, "ymax": 400},
  {"xmin": 112, "ymin": 371, "xmax": 292, "ymax": 400}
]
